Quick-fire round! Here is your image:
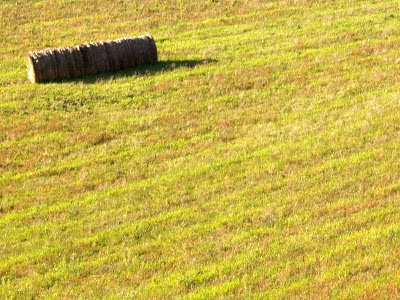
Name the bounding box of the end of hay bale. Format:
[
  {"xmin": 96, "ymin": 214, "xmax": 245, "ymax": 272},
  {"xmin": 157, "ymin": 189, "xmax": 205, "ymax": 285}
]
[
  {"xmin": 145, "ymin": 34, "xmax": 158, "ymax": 64},
  {"xmin": 27, "ymin": 52, "xmax": 40, "ymax": 83}
]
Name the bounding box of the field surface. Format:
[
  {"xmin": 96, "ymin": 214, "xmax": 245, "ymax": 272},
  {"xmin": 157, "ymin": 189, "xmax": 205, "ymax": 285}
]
[{"xmin": 1, "ymin": 0, "xmax": 400, "ymax": 298}]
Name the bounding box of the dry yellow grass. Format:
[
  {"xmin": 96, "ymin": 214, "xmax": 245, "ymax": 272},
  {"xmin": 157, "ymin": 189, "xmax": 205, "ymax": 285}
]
[{"xmin": 2, "ymin": 0, "xmax": 400, "ymax": 298}]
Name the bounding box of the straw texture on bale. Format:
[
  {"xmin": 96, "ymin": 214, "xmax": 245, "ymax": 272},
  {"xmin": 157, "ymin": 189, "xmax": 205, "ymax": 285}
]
[{"xmin": 27, "ymin": 34, "xmax": 158, "ymax": 83}]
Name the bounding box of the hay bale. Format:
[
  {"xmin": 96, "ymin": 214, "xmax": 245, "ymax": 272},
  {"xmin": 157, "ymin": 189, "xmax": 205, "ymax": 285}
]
[
  {"xmin": 87, "ymin": 42, "xmax": 108, "ymax": 74},
  {"xmin": 54, "ymin": 48, "xmax": 70, "ymax": 79},
  {"xmin": 27, "ymin": 34, "xmax": 158, "ymax": 83},
  {"xmin": 39, "ymin": 49, "xmax": 58, "ymax": 82},
  {"xmin": 122, "ymin": 38, "xmax": 136, "ymax": 68},
  {"xmin": 46, "ymin": 49, "xmax": 59, "ymax": 81},
  {"xmin": 145, "ymin": 34, "xmax": 158, "ymax": 64},
  {"xmin": 104, "ymin": 41, "xmax": 121, "ymax": 71},
  {"xmin": 97, "ymin": 42, "xmax": 110, "ymax": 73},
  {"xmin": 133, "ymin": 37, "xmax": 145, "ymax": 66},
  {"xmin": 126, "ymin": 38, "xmax": 138, "ymax": 67},
  {"xmin": 115, "ymin": 38, "xmax": 130, "ymax": 70},
  {"xmin": 37, "ymin": 50, "xmax": 50, "ymax": 80},
  {"xmin": 27, "ymin": 52, "xmax": 42, "ymax": 83},
  {"xmin": 80, "ymin": 43, "xmax": 96, "ymax": 75},
  {"xmin": 37, "ymin": 51, "xmax": 51, "ymax": 82},
  {"xmin": 126, "ymin": 38, "xmax": 139, "ymax": 67},
  {"xmin": 89, "ymin": 42, "xmax": 101, "ymax": 74},
  {"xmin": 122, "ymin": 39, "xmax": 134, "ymax": 68},
  {"xmin": 73, "ymin": 45, "xmax": 85, "ymax": 77},
  {"xmin": 139, "ymin": 36, "xmax": 150, "ymax": 64},
  {"xmin": 35, "ymin": 51, "xmax": 48, "ymax": 82},
  {"xmin": 63, "ymin": 47, "xmax": 77, "ymax": 79}
]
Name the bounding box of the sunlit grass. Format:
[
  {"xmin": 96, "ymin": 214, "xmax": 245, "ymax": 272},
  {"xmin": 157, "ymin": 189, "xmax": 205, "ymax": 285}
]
[{"xmin": 1, "ymin": 0, "xmax": 400, "ymax": 298}]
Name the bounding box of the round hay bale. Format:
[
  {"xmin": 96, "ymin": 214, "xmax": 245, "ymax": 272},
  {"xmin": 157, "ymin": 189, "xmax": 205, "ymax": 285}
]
[
  {"xmin": 127, "ymin": 38, "xmax": 140, "ymax": 67},
  {"xmin": 72, "ymin": 45, "xmax": 85, "ymax": 77},
  {"xmin": 111, "ymin": 40, "xmax": 122, "ymax": 70},
  {"xmin": 145, "ymin": 34, "xmax": 158, "ymax": 64},
  {"xmin": 70, "ymin": 47, "xmax": 81, "ymax": 78},
  {"xmin": 55, "ymin": 48, "xmax": 70, "ymax": 78},
  {"xmin": 37, "ymin": 51, "xmax": 51, "ymax": 82},
  {"xmin": 80, "ymin": 43, "xmax": 97, "ymax": 75},
  {"xmin": 63, "ymin": 47, "xmax": 77, "ymax": 78},
  {"xmin": 122, "ymin": 38, "xmax": 135, "ymax": 68},
  {"xmin": 54, "ymin": 48, "xmax": 70, "ymax": 79},
  {"xmin": 27, "ymin": 52, "xmax": 42, "ymax": 83},
  {"xmin": 136, "ymin": 36, "xmax": 148, "ymax": 65},
  {"xmin": 27, "ymin": 34, "xmax": 158, "ymax": 82},
  {"xmin": 45, "ymin": 49, "xmax": 59, "ymax": 81},
  {"xmin": 126, "ymin": 38, "xmax": 139, "ymax": 67},
  {"xmin": 79, "ymin": 43, "xmax": 90, "ymax": 75},
  {"xmin": 91, "ymin": 42, "xmax": 109, "ymax": 74},
  {"xmin": 133, "ymin": 37, "xmax": 145, "ymax": 66},
  {"xmin": 141, "ymin": 36, "xmax": 152, "ymax": 64},
  {"xmin": 115, "ymin": 38, "xmax": 129, "ymax": 69},
  {"xmin": 88, "ymin": 42, "xmax": 101, "ymax": 74},
  {"xmin": 62, "ymin": 48, "xmax": 73, "ymax": 79},
  {"xmin": 104, "ymin": 40, "xmax": 120, "ymax": 72},
  {"xmin": 98, "ymin": 42, "xmax": 110, "ymax": 73}
]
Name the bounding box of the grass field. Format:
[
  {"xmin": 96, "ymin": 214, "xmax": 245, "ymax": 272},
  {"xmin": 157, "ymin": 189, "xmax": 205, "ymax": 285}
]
[{"xmin": 2, "ymin": 0, "xmax": 400, "ymax": 298}]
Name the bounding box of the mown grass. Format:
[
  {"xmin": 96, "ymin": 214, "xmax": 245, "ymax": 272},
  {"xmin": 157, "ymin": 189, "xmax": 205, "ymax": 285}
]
[{"xmin": 1, "ymin": 0, "xmax": 400, "ymax": 298}]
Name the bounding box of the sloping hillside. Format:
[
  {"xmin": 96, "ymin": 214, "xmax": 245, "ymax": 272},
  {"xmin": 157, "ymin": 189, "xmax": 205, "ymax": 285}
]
[{"xmin": 1, "ymin": 0, "xmax": 400, "ymax": 298}]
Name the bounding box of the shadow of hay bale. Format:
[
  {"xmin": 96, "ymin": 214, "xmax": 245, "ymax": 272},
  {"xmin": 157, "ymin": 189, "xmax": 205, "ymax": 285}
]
[{"xmin": 50, "ymin": 59, "xmax": 218, "ymax": 84}]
